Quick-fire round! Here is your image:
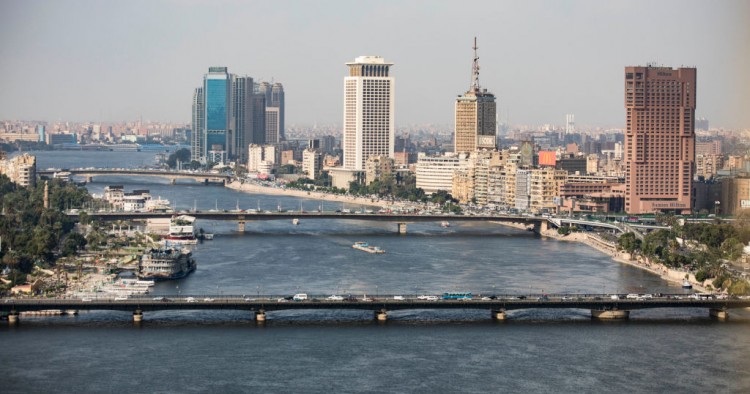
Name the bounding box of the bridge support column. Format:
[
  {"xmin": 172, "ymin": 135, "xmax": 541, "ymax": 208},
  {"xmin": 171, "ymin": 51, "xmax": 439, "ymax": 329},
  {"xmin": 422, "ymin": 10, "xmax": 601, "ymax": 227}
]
[
  {"xmin": 170, "ymin": 178, "xmax": 176, "ymax": 185},
  {"xmin": 491, "ymin": 309, "xmax": 507, "ymax": 320},
  {"xmin": 375, "ymin": 310, "xmax": 388, "ymax": 321},
  {"xmin": 238, "ymin": 221, "xmax": 245, "ymax": 232},
  {"xmin": 133, "ymin": 310, "xmax": 143, "ymax": 322},
  {"xmin": 591, "ymin": 309, "xmax": 629, "ymax": 319},
  {"xmin": 8, "ymin": 311, "xmax": 19, "ymax": 325},
  {"xmin": 709, "ymin": 308, "xmax": 729, "ymax": 320},
  {"xmin": 397, "ymin": 223, "xmax": 407, "ymax": 234},
  {"xmin": 255, "ymin": 310, "xmax": 266, "ymax": 323},
  {"xmin": 86, "ymin": 176, "xmax": 93, "ymax": 183}
]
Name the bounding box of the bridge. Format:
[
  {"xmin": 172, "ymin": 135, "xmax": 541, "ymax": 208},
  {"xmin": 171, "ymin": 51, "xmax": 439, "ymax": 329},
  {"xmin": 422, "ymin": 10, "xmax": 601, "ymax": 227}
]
[
  {"xmin": 2, "ymin": 294, "xmax": 745, "ymax": 324},
  {"xmin": 73, "ymin": 211, "xmax": 555, "ymax": 234},
  {"xmin": 37, "ymin": 168, "xmax": 231, "ymax": 184}
]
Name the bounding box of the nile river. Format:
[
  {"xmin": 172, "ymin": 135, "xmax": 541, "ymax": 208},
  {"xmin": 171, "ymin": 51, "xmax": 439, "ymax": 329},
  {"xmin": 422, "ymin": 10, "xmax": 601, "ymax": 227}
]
[{"xmin": 1, "ymin": 151, "xmax": 749, "ymax": 393}]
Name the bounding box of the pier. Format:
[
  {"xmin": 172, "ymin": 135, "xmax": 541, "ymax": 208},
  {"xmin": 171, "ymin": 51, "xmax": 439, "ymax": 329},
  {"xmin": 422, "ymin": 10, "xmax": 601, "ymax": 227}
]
[{"xmin": 2, "ymin": 294, "xmax": 747, "ymax": 324}]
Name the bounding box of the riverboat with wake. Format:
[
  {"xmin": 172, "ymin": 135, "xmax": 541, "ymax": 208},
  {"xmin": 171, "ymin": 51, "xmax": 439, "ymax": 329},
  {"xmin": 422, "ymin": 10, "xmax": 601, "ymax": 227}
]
[{"xmin": 352, "ymin": 241, "xmax": 385, "ymax": 254}]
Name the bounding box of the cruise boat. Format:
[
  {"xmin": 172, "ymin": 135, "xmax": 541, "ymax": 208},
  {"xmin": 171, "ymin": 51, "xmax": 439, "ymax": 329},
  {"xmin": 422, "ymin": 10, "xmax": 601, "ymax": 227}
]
[
  {"xmin": 352, "ymin": 241, "xmax": 385, "ymax": 254},
  {"xmin": 138, "ymin": 247, "xmax": 197, "ymax": 281},
  {"xmin": 165, "ymin": 215, "xmax": 198, "ymax": 244}
]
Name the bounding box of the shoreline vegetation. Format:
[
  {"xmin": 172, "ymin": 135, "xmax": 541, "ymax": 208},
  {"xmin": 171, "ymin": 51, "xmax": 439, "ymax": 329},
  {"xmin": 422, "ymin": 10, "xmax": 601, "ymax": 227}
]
[{"xmin": 226, "ymin": 180, "xmax": 711, "ymax": 293}]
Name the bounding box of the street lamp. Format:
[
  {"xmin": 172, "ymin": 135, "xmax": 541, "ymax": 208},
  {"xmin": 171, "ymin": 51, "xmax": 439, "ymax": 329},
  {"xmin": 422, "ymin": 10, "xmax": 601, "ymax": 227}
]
[{"xmin": 714, "ymin": 201, "xmax": 720, "ymax": 216}]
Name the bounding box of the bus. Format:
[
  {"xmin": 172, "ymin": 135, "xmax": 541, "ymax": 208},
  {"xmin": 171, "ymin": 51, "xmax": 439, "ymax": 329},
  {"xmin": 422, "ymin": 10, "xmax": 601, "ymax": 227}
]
[{"xmin": 442, "ymin": 292, "xmax": 472, "ymax": 300}]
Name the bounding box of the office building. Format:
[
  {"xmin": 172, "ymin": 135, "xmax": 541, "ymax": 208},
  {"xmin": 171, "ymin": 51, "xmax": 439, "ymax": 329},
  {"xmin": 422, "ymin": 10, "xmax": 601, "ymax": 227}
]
[
  {"xmin": 416, "ymin": 153, "xmax": 469, "ymax": 194},
  {"xmin": 302, "ymin": 148, "xmax": 322, "ymax": 180},
  {"xmin": 624, "ymin": 66, "xmax": 696, "ymax": 214},
  {"xmin": 258, "ymin": 82, "xmax": 285, "ymax": 143},
  {"xmin": 454, "ymin": 38, "xmax": 496, "ymax": 153},
  {"xmin": 343, "ymin": 56, "xmax": 395, "ymax": 170},
  {"xmin": 191, "ymin": 68, "xmax": 273, "ymax": 164}
]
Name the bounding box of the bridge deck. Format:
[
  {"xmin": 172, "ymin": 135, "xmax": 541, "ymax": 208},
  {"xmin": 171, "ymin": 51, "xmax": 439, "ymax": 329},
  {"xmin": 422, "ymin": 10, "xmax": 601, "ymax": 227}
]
[{"xmin": 3, "ymin": 296, "xmax": 747, "ymax": 313}]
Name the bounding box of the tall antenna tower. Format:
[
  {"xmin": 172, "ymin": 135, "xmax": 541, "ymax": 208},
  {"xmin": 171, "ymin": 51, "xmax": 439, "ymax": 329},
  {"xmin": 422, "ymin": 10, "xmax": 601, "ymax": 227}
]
[{"xmin": 470, "ymin": 37, "xmax": 481, "ymax": 92}]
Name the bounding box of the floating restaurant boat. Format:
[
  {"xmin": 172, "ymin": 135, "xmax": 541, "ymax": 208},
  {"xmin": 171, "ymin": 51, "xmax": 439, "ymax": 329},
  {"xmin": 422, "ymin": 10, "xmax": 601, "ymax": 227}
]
[
  {"xmin": 138, "ymin": 247, "xmax": 197, "ymax": 281},
  {"xmin": 352, "ymin": 241, "xmax": 385, "ymax": 254},
  {"xmin": 165, "ymin": 215, "xmax": 198, "ymax": 244}
]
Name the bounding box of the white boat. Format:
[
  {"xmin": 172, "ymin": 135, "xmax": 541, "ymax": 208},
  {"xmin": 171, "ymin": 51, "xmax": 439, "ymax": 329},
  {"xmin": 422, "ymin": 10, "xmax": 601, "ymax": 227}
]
[
  {"xmin": 203, "ymin": 233, "xmax": 214, "ymax": 240},
  {"xmin": 441, "ymin": 221, "xmax": 450, "ymax": 228},
  {"xmin": 165, "ymin": 215, "xmax": 198, "ymax": 244},
  {"xmin": 292, "ymin": 218, "xmax": 300, "ymax": 226},
  {"xmin": 352, "ymin": 241, "xmax": 385, "ymax": 254}
]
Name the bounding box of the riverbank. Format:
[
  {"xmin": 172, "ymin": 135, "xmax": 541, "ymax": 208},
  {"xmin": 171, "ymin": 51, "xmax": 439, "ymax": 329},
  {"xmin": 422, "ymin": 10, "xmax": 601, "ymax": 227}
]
[
  {"xmin": 226, "ymin": 181, "xmax": 383, "ymax": 208},
  {"xmin": 540, "ymin": 229, "xmax": 711, "ymax": 293}
]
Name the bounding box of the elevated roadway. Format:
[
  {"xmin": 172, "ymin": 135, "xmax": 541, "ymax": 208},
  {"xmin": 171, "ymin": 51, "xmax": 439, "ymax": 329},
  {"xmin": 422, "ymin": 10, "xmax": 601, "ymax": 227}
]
[
  {"xmin": 38, "ymin": 168, "xmax": 230, "ymax": 184},
  {"xmin": 2, "ymin": 294, "xmax": 746, "ymax": 323}
]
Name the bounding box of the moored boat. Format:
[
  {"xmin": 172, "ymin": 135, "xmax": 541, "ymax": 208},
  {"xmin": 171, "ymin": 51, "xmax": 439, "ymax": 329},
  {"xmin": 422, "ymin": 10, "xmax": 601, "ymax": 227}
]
[
  {"xmin": 165, "ymin": 215, "xmax": 198, "ymax": 244},
  {"xmin": 138, "ymin": 247, "xmax": 197, "ymax": 281},
  {"xmin": 682, "ymin": 279, "xmax": 693, "ymax": 289}
]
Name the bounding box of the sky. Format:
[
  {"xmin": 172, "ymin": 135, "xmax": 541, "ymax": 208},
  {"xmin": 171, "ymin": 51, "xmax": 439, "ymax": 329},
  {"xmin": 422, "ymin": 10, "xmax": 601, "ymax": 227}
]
[{"xmin": 1, "ymin": 0, "xmax": 749, "ymax": 129}]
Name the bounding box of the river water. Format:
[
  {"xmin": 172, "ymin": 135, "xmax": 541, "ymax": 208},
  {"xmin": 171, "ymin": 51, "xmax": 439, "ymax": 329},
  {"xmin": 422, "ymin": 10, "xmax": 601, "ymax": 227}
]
[{"xmin": 2, "ymin": 151, "xmax": 749, "ymax": 393}]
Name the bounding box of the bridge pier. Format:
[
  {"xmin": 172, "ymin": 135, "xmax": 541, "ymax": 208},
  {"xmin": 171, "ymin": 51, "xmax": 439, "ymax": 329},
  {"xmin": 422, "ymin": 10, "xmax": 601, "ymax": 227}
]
[
  {"xmin": 255, "ymin": 310, "xmax": 266, "ymax": 323},
  {"xmin": 710, "ymin": 308, "xmax": 729, "ymax": 320},
  {"xmin": 491, "ymin": 309, "xmax": 507, "ymax": 320},
  {"xmin": 375, "ymin": 310, "xmax": 388, "ymax": 321},
  {"xmin": 238, "ymin": 220, "xmax": 245, "ymax": 232},
  {"xmin": 532, "ymin": 220, "xmax": 549, "ymax": 234},
  {"xmin": 133, "ymin": 310, "xmax": 143, "ymax": 322},
  {"xmin": 86, "ymin": 176, "xmax": 93, "ymax": 183},
  {"xmin": 170, "ymin": 178, "xmax": 176, "ymax": 185},
  {"xmin": 7, "ymin": 311, "xmax": 19, "ymax": 325},
  {"xmin": 591, "ymin": 309, "xmax": 630, "ymax": 319},
  {"xmin": 397, "ymin": 223, "xmax": 407, "ymax": 234}
]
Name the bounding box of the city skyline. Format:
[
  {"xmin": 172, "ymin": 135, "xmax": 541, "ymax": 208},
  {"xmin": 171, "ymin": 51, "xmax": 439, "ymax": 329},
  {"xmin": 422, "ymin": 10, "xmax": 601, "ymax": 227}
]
[{"xmin": 1, "ymin": 1, "xmax": 749, "ymax": 129}]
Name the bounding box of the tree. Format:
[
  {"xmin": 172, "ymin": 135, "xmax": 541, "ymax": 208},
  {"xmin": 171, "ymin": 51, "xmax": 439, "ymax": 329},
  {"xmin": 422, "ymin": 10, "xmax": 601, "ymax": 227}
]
[{"xmin": 167, "ymin": 148, "xmax": 191, "ymax": 169}]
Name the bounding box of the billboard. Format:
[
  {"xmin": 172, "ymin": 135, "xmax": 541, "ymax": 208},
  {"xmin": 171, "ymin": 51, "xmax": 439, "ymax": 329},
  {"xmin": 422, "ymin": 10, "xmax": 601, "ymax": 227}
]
[{"xmin": 538, "ymin": 151, "xmax": 557, "ymax": 167}]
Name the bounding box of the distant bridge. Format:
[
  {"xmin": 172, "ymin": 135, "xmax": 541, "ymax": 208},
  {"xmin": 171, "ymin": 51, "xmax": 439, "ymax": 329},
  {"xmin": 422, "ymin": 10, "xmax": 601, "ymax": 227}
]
[
  {"xmin": 2, "ymin": 295, "xmax": 744, "ymax": 323},
  {"xmin": 37, "ymin": 168, "xmax": 230, "ymax": 184},
  {"xmin": 73, "ymin": 211, "xmax": 553, "ymax": 233}
]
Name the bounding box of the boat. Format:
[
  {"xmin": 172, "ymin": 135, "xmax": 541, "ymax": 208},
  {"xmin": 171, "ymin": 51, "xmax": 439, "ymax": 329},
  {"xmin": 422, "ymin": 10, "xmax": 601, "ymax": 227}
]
[
  {"xmin": 165, "ymin": 215, "xmax": 198, "ymax": 244},
  {"xmin": 292, "ymin": 218, "xmax": 300, "ymax": 226},
  {"xmin": 441, "ymin": 221, "xmax": 450, "ymax": 228},
  {"xmin": 203, "ymin": 233, "xmax": 214, "ymax": 240},
  {"xmin": 138, "ymin": 247, "xmax": 197, "ymax": 281},
  {"xmin": 682, "ymin": 279, "xmax": 693, "ymax": 289},
  {"xmin": 352, "ymin": 241, "xmax": 385, "ymax": 254}
]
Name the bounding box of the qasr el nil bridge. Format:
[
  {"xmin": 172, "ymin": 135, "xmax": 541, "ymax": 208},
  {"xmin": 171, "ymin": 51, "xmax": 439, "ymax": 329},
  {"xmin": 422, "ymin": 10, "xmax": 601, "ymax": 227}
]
[
  {"xmin": 2, "ymin": 294, "xmax": 747, "ymax": 324},
  {"xmin": 37, "ymin": 168, "xmax": 230, "ymax": 185}
]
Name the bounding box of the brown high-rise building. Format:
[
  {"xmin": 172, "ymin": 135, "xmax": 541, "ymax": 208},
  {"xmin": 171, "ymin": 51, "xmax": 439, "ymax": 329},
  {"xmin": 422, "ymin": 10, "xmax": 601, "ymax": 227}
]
[
  {"xmin": 624, "ymin": 66, "xmax": 696, "ymax": 214},
  {"xmin": 454, "ymin": 38, "xmax": 496, "ymax": 153}
]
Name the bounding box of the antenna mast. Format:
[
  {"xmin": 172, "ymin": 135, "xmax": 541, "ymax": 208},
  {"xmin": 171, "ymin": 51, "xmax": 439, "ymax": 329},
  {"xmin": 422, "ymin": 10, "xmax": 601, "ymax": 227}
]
[{"xmin": 471, "ymin": 36, "xmax": 481, "ymax": 92}]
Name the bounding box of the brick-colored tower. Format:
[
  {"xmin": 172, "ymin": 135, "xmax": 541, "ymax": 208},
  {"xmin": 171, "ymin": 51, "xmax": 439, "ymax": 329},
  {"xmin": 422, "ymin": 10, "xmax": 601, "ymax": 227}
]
[{"xmin": 624, "ymin": 66, "xmax": 696, "ymax": 214}]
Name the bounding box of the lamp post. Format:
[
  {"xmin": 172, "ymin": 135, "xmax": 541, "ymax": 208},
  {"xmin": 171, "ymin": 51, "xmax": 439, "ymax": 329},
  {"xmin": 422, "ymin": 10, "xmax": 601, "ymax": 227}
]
[{"xmin": 714, "ymin": 201, "xmax": 720, "ymax": 216}]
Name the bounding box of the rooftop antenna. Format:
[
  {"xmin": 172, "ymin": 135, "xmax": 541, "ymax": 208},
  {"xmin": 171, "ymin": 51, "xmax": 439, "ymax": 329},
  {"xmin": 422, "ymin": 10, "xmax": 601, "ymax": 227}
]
[{"xmin": 471, "ymin": 36, "xmax": 481, "ymax": 93}]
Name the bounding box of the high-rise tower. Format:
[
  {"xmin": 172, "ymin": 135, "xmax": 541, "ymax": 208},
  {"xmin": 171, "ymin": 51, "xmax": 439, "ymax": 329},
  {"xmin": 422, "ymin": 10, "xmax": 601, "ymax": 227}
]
[
  {"xmin": 342, "ymin": 56, "xmax": 395, "ymax": 170},
  {"xmin": 454, "ymin": 37, "xmax": 496, "ymax": 153},
  {"xmin": 624, "ymin": 66, "xmax": 696, "ymax": 214}
]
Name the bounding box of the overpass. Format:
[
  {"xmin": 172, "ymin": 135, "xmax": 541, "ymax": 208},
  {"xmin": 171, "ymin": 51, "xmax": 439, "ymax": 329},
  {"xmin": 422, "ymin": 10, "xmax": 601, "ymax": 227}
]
[
  {"xmin": 2, "ymin": 294, "xmax": 745, "ymax": 323},
  {"xmin": 72, "ymin": 211, "xmax": 553, "ymax": 234},
  {"xmin": 37, "ymin": 168, "xmax": 231, "ymax": 184}
]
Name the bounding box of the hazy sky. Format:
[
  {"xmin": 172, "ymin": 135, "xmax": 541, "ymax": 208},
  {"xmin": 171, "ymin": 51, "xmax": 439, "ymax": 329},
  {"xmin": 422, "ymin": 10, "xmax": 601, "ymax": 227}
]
[{"xmin": 1, "ymin": 0, "xmax": 749, "ymax": 129}]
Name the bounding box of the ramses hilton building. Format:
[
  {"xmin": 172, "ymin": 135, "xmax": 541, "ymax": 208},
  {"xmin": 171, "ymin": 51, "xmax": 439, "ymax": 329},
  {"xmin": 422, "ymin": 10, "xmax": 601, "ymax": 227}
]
[{"xmin": 624, "ymin": 66, "xmax": 696, "ymax": 214}]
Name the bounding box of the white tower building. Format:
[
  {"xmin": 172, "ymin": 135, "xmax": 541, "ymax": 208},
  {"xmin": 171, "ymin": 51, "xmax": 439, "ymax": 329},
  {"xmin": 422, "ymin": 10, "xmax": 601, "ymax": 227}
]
[{"xmin": 343, "ymin": 56, "xmax": 395, "ymax": 170}]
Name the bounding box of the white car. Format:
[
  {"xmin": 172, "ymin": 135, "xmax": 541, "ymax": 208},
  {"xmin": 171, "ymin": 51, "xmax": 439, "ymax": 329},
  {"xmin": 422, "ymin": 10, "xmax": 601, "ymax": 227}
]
[
  {"xmin": 393, "ymin": 295, "xmax": 405, "ymax": 300},
  {"xmin": 81, "ymin": 298, "xmax": 93, "ymax": 302},
  {"xmin": 326, "ymin": 295, "xmax": 344, "ymax": 301},
  {"xmin": 114, "ymin": 296, "xmax": 129, "ymax": 301},
  {"xmin": 203, "ymin": 298, "xmax": 215, "ymax": 302},
  {"xmin": 186, "ymin": 297, "xmax": 196, "ymax": 303},
  {"xmin": 418, "ymin": 295, "xmax": 439, "ymax": 301},
  {"xmin": 293, "ymin": 293, "xmax": 308, "ymax": 301}
]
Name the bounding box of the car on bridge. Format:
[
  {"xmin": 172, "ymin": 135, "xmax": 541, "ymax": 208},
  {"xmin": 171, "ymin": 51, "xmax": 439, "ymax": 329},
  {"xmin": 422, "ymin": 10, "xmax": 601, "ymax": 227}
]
[{"xmin": 326, "ymin": 295, "xmax": 344, "ymax": 301}]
